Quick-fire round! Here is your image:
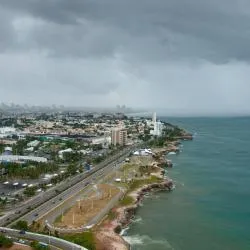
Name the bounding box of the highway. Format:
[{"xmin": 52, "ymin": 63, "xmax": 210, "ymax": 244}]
[
  {"xmin": 0, "ymin": 227, "xmax": 87, "ymax": 250},
  {"xmin": 1, "ymin": 145, "xmax": 136, "ymax": 227}
]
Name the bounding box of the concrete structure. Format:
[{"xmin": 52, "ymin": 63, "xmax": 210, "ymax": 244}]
[
  {"xmin": 133, "ymin": 148, "xmax": 152, "ymax": 156},
  {"xmin": 111, "ymin": 128, "xmax": 127, "ymax": 146},
  {"xmin": 0, "ymin": 155, "xmax": 48, "ymax": 163},
  {"xmin": 3, "ymin": 146, "xmax": 12, "ymax": 155},
  {"xmin": 58, "ymin": 148, "xmax": 73, "ymax": 159},
  {"xmin": 0, "ymin": 227, "xmax": 87, "ymax": 250},
  {"xmin": 150, "ymin": 112, "xmax": 163, "ymax": 136},
  {"xmin": 27, "ymin": 140, "xmax": 40, "ymax": 148},
  {"xmin": 0, "ymin": 127, "xmax": 16, "ymax": 134},
  {"xmin": 152, "ymin": 121, "xmax": 163, "ymax": 136},
  {"xmin": 152, "ymin": 112, "xmax": 157, "ymax": 124},
  {"xmin": 0, "ymin": 127, "xmax": 16, "ymax": 138},
  {"xmin": 91, "ymin": 136, "xmax": 111, "ymax": 146}
]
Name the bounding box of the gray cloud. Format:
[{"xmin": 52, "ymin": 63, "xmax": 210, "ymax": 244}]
[{"xmin": 0, "ymin": 0, "xmax": 250, "ymax": 115}]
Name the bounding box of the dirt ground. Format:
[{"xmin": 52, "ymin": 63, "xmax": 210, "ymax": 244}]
[
  {"xmin": 129, "ymin": 155, "xmax": 154, "ymax": 165},
  {"xmin": 54, "ymin": 184, "xmax": 120, "ymax": 228},
  {"xmin": 1, "ymin": 243, "xmax": 32, "ymax": 250}
]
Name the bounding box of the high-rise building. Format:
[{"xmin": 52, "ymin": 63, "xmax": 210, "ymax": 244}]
[
  {"xmin": 150, "ymin": 111, "xmax": 163, "ymax": 136},
  {"xmin": 154, "ymin": 121, "xmax": 163, "ymax": 136},
  {"xmin": 111, "ymin": 128, "xmax": 128, "ymax": 146}
]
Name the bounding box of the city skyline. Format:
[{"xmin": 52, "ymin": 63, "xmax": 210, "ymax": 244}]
[{"xmin": 0, "ymin": 1, "xmax": 250, "ymax": 116}]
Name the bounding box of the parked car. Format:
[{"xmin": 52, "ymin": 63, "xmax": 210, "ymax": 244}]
[{"xmin": 18, "ymin": 239, "xmax": 25, "ymax": 244}]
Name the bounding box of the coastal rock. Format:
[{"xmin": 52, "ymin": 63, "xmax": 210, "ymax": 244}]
[
  {"xmin": 177, "ymin": 132, "xmax": 193, "ymax": 140},
  {"xmin": 155, "ymin": 157, "xmax": 173, "ymax": 168},
  {"xmin": 95, "ymin": 179, "xmax": 173, "ymax": 250}
]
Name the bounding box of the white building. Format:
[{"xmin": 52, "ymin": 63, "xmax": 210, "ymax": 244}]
[
  {"xmin": 152, "ymin": 112, "xmax": 157, "ymax": 124},
  {"xmin": 58, "ymin": 148, "xmax": 73, "ymax": 159},
  {"xmin": 91, "ymin": 136, "xmax": 111, "ymax": 146},
  {"xmin": 0, "ymin": 127, "xmax": 16, "ymax": 138},
  {"xmin": 0, "ymin": 155, "xmax": 47, "ymax": 163},
  {"xmin": 150, "ymin": 112, "xmax": 163, "ymax": 136},
  {"xmin": 27, "ymin": 140, "xmax": 40, "ymax": 148},
  {"xmin": 154, "ymin": 121, "xmax": 163, "ymax": 136}
]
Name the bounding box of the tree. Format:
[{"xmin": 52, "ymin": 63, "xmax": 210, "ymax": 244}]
[
  {"xmin": 0, "ymin": 235, "xmax": 13, "ymax": 248},
  {"xmin": 12, "ymin": 220, "xmax": 29, "ymax": 231},
  {"xmin": 54, "ymin": 230, "xmax": 60, "ymax": 238},
  {"xmin": 31, "ymin": 240, "xmax": 50, "ymax": 250},
  {"xmin": 24, "ymin": 186, "xmax": 36, "ymax": 197}
]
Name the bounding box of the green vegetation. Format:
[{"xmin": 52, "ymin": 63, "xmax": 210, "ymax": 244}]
[
  {"xmin": 119, "ymin": 176, "xmax": 161, "ymax": 207},
  {"xmin": 0, "ymin": 235, "xmax": 13, "ymax": 248},
  {"xmin": 163, "ymin": 126, "xmax": 184, "ymax": 141},
  {"xmin": 12, "ymin": 220, "xmax": 29, "ymax": 231},
  {"xmin": 30, "ymin": 240, "xmax": 50, "ymax": 250},
  {"xmin": 130, "ymin": 176, "xmax": 160, "ymax": 190},
  {"xmin": 0, "ymin": 162, "xmax": 59, "ymax": 179},
  {"xmin": 119, "ymin": 195, "xmax": 134, "ymax": 206},
  {"xmin": 92, "ymin": 155, "xmax": 105, "ymax": 164},
  {"xmin": 54, "ymin": 208, "xmax": 71, "ymax": 224},
  {"xmin": 62, "ymin": 151, "xmax": 84, "ymax": 163},
  {"xmin": 0, "ymin": 197, "xmax": 8, "ymax": 208},
  {"xmin": 54, "ymin": 214, "xmax": 63, "ymax": 224},
  {"xmin": 23, "ymin": 186, "xmax": 36, "ymax": 197},
  {"xmin": 62, "ymin": 231, "xmax": 96, "ymax": 250},
  {"xmin": 107, "ymin": 209, "xmax": 117, "ymax": 220}
]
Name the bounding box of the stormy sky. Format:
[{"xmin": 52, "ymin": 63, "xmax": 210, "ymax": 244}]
[{"xmin": 0, "ymin": 0, "xmax": 250, "ymax": 115}]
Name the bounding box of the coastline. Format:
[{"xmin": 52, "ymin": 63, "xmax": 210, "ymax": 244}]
[{"xmin": 94, "ymin": 132, "xmax": 192, "ymax": 250}]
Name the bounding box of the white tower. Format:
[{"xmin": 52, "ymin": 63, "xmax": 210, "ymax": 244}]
[{"xmin": 152, "ymin": 112, "xmax": 157, "ymax": 124}]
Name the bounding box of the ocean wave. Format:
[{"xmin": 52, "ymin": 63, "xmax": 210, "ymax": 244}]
[
  {"xmin": 123, "ymin": 234, "xmax": 175, "ymax": 249},
  {"xmin": 168, "ymin": 152, "xmax": 176, "ymax": 155},
  {"xmin": 120, "ymin": 226, "xmax": 130, "ymax": 236},
  {"xmin": 132, "ymin": 216, "xmax": 143, "ymax": 224}
]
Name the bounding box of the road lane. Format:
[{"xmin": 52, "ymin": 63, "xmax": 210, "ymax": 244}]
[{"xmin": 4, "ymin": 146, "xmax": 136, "ymax": 227}]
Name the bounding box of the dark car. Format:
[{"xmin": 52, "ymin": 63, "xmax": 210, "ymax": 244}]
[
  {"xmin": 19, "ymin": 230, "xmax": 26, "ymax": 234},
  {"xmin": 34, "ymin": 213, "xmax": 39, "ymax": 217}
]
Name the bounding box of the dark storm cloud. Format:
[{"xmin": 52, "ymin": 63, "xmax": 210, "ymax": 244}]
[
  {"xmin": 2, "ymin": 0, "xmax": 250, "ymax": 62},
  {"xmin": 0, "ymin": 0, "xmax": 250, "ymax": 114}
]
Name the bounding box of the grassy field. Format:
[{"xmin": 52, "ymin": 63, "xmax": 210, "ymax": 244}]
[{"xmin": 62, "ymin": 231, "xmax": 96, "ymax": 250}]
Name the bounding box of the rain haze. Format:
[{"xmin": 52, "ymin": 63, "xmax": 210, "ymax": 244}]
[{"xmin": 0, "ymin": 0, "xmax": 250, "ymax": 116}]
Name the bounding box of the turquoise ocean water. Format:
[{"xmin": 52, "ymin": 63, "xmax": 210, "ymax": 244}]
[{"xmin": 124, "ymin": 117, "xmax": 250, "ymax": 250}]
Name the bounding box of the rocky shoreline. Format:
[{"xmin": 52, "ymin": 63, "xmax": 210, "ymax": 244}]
[
  {"xmin": 94, "ymin": 134, "xmax": 193, "ymax": 250},
  {"xmin": 95, "ymin": 178, "xmax": 173, "ymax": 250}
]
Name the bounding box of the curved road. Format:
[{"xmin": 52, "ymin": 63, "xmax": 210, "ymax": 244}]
[{"xmin": 0, "ymin": 227, "xmax": 87, "ymax": 250}]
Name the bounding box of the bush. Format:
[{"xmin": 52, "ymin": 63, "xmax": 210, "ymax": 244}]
[
  {"xmin": 63, "ymin": 231, "xmax": 96, "ymax": 250},
  {"xmin": 12, "ymin": 220, "xmax": 29, "ymax": 231},
  {"xmin": 119, "ymin": 196, "xmax": 134, "ymax": 206},
  {"xmin": 30, "ymin": 240, "xmax": 50, "ymax": 250},
  {"xmin": 0, "ymin": 235, "xmax": 13, "ymax": 248}
]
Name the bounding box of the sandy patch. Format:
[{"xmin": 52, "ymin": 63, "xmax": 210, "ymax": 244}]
[{"xmin": 54, "ymin": 184, "xmax": 120, "ymax": 228}]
